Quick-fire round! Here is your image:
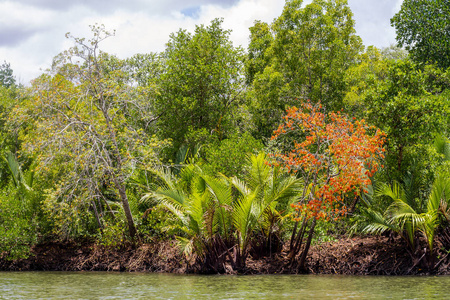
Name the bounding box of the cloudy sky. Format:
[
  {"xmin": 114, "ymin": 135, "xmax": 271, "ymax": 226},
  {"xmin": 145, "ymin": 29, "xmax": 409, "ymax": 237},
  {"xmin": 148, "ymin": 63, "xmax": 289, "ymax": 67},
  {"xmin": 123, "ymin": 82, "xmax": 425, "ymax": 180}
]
[{"xmin": 0, "ymin": 0, "xmax": 403, "ymax": 85}]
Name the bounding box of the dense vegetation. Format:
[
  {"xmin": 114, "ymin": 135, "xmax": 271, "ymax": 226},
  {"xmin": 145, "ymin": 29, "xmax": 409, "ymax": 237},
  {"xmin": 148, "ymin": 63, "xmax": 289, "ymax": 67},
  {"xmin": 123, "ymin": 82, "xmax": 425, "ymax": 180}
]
[{"xmin": 1, "ymin": 0, "xmax": 450, "ymax": 273}]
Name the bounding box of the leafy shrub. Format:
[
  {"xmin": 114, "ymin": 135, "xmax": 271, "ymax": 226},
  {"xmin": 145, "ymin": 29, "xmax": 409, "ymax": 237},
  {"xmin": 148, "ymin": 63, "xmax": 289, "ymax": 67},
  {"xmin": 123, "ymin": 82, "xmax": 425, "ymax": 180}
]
[
  {"xmin": 97, "ymin": 220, "xmax": 126, "ymax": 248},
  {"xmin": 0, "ymin": 185, "xmax": 38, "ymax": 260},
  {"xmin": 138, "ymin": 206, "xmax": 184, "ymax": 241},
  {"xmin": 202, "ymin": 132, "xmax": 263, "ymax": 178}
]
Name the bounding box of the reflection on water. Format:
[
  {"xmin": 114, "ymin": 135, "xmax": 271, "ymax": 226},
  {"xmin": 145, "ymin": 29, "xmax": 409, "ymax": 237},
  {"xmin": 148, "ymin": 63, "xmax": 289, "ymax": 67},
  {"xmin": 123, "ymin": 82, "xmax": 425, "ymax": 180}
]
[{"xmin": 0, "ymin": 272, "xmax": 449, "ymax": 299}]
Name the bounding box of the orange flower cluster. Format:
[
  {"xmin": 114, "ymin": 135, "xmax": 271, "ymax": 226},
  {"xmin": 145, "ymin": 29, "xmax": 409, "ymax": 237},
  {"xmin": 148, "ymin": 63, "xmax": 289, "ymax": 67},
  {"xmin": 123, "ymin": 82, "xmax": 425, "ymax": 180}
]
[{"xmin": 270, "ymin": 101, "xmax": 385, "ymax": 221}]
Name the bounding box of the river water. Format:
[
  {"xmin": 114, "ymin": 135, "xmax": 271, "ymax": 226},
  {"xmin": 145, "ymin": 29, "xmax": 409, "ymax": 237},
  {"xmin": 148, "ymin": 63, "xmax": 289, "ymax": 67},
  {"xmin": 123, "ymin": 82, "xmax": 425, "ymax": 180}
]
[{"xmin": 0, "ymin": 272, "xmax": 449, "ymax": 299}]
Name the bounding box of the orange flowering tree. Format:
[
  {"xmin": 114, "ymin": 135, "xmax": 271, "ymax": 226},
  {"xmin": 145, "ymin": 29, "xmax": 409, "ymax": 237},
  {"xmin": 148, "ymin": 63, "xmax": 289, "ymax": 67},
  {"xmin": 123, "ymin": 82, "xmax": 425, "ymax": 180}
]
[{"xmin": 270, "ymin": 101, "xmax": 385, "ymax": 269}]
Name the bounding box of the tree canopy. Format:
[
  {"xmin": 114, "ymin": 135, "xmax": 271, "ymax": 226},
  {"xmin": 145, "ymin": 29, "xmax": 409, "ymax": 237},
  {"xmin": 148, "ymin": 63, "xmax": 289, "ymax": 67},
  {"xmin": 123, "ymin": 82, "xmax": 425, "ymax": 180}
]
[
  {"xmin": 12, "ymin": 26, "xmax": 163, "ymax": 238},
  {"xmin": 155, "ymin": 18, "xmax": 244, "ymax": 155},
  {"xmin": 0, "ymin": 61, "xmax": 16, "ymax": 88},
  {"xmin": 391, "ymin": 0, "xmax": 450, "ymax": 69},
  {"xmin": 247, "ymin": 0, "xmax": 363, "ymax": 139}
]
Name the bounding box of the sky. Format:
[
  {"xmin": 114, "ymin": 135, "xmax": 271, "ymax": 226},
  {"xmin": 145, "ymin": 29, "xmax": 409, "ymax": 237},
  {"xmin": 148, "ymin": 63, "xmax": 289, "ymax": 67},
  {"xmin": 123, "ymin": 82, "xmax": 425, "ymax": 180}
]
[{"xmin": 0, "ymin": 0, "xmax": 403, "ymax": 85}]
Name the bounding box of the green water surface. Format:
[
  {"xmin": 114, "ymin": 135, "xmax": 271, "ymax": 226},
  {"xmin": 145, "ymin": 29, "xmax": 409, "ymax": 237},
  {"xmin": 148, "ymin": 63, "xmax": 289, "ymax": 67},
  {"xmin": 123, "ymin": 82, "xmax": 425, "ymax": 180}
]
[{"xmin": 0, "ymin": 272, "xmax": 448, "ymax": 299}]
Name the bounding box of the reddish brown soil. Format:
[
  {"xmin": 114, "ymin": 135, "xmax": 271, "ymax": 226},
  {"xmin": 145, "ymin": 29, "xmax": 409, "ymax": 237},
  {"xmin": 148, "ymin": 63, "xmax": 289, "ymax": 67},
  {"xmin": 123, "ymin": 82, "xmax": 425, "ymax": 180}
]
[
  {"xmin": 308, "ymin": 236, "xmax": 421, "ymax": 275},
  {"xmin": 0, "ymin": 240, "xmax": 186, "ymax": 273},
  {"xmin": 1, "ymin": 236, "xmax": 449, "ymax": 275}
]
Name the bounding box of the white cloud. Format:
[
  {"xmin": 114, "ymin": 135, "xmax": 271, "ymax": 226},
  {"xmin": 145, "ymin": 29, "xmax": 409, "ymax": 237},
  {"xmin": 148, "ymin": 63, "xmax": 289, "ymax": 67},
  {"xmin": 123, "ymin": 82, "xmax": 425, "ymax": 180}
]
[
  {"xmin": 0, "ymin": 0, "xmax": 402, "ymax": 85},
  {"xmin": 348, "ymin": 0, "xmax": 400, "ymax": 48}
]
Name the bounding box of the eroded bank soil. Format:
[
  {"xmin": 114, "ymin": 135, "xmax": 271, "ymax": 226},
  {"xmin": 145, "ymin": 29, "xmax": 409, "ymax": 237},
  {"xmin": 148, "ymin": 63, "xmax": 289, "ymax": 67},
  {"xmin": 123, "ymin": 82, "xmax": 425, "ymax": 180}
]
[{"xmin": 1, "ymin": 236, "xmax": 449, "ymax": 275}]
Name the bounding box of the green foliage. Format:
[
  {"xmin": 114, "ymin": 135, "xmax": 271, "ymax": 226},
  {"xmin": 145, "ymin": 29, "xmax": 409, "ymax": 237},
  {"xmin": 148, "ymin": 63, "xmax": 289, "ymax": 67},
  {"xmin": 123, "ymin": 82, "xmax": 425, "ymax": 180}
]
[
  {"xmin": 347, "ymin": 57, "xmax": 450, "ymax": 192},
  {"xmin": 0, "ymin": 154, "xmax": 42, "ymax": 261},
  {"xmin": 202, "ymin": 132, "xmax": 263, "ymax": 178},
  {"xmin": 232, "ymin": 152, "xmax": 302, "ymax": 260},
  {"xmin": 10, "ymin": 25, "xmax": 167, "ymax": 239},
  {"xmin": 0, "ymin": 186, "xmax": 37, "ymax": 260},
  {"xmin": 343, "ymin": 46, "xmax": 389, "ymax": 116},
  {"xmin": 0, "ymin": 61, "xmax": 15, "ymax": 88},
  {"xmin": 434, "ymin": 135, "xmax": 450, "ymax": 175},
  {"xmin": 125, "ymin": 53, "xmax": 163, "ymax": 88},
  {"xmin": 0, "ymin": 151, "xmax": 54, "ymax": 260},
  {"xmin": 155, "ymin": 18, "xmax": 245, "ymax": 155},
  {"xmin": 41, "ymin": 188, "xmax": 98, "ymax": 239},
  {"xmin": 391, "ymin": 0, "xmax": 450, "ymax": 69},
  {"xmin": 356, "ymin": 176, "xmax": 450, "ymax": 262},
  {"xmin": 247, "ymin": 67, "xmax": 286, "ymax": 140},
  {"xmin": 97, "ymin": 220, "xmax": 126, "ymax": 248},
  {"xmin": 245, "ymin": 20, "xmax": 273, "ymax": 85},
  {"xmin": 5, "ymin": 152, "xmax": 34, "ymax": 195},
  {"xmin": 138, "ymin": 206, "xmax": 183, "ymax": 241},
  {"xmin": 0, "ymin": 85, "xmax": 19, "ymax": 187},
  {"xmin": 311, "ymin": 219, "xmax": 339, "ymax": 243},
  {"xmin": 247, "ymin": 0, "xmax": 363, "ymax": 139},
  {"xmin": 3, "ymin": 6, "xmax": 450, "ymax": 269},
  {"xmin": 380, "ymin": 44, "xmax": 409, "ymax": 61},
  {"xmin": 142, "ymin": 153, "xmax": 301, "ymax": 271},
  {"xmin": 271, "ymin": 0, "xmax": 363, "ymax": 108}
]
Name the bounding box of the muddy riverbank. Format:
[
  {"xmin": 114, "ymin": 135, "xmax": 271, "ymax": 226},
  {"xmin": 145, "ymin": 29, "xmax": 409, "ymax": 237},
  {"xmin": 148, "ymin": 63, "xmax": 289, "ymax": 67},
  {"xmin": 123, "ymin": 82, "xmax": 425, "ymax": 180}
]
[{"xmin": 1, "ymin": 236, "xmax": 449, "ymax": 275}]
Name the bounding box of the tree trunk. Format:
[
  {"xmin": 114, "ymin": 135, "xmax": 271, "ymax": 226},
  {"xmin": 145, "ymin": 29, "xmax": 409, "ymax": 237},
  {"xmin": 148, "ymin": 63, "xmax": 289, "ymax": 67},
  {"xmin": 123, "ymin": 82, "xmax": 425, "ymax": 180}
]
[
  {"xmin": 349, "ymin": 195, "xmax": 360, "ymax": 214},
  {"xmin": 288, "ymin": 217, "xmax": 307, "ymax": 260},
  {"xmin": 102, "ymin": 107, "xmax": 137, "ymax": 238},
  {"xmin": 113, "ymin": 176, "xmax": 137, "ymax": 238},
  {"xmin": 298, "ymin": 217, "xmax": 316, "ymax": 270},
  {"xmin": 91, "ymin": 200, "xmax": 103, "ymax": 230}
]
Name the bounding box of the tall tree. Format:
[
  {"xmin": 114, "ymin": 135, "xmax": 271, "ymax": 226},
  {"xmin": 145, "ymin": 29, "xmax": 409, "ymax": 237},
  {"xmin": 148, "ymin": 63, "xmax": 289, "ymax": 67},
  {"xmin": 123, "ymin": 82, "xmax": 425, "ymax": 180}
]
[
  {"xmin": 125, "ymin": 53, "xmax": 164, "ymax": 89},
  {"xmin": 155, "ymin": 18, "xmax": 244, "ymax": 155},
  {"xmin": 346, "ymin": 55, "xmax": 450, "ymax": 196},
  {"xmin": 391, "ymin": 0, "xmax": 450, "ymax": 69},
  {"xmin": 343, "ymin": 46, "xmax": 389, "ymax": 117},
  {"xmin": 12, "ymin": 25, "xmax": 162, "ymax": 238},
  {"xmin": 0, "ymin": 61, "xmax": 16, "ymax": 88},
  {"xmin": 0, "ymin": 63, "xmax": 21, "ymax": 186},
  {"xmin": 245, "ymin": 20, "xmax": 273, "ymax": 85},
  {"xmin": 247, "ymin": 0, "xmax": 363, "ymax": 140}
]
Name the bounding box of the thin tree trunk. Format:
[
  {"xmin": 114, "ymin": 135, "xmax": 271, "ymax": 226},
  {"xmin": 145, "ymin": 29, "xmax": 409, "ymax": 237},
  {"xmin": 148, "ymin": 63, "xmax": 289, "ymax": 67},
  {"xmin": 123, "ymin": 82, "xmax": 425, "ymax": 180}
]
[
  {"xmin": 91, "ymin": 200, "xmax": 103, "ymax": 229},
  {"xmin": 289, "ymin": 220, "xmax": 299, "ymax": 252},
  {"xmin": 349, "ymin": 195, "xmax": 360, "ymax": 214},
  {"xmin": 113, "ymin": 176, "xmax": 137, "ymax": 238},
  {"xmin": 299, "ymin": 218, "xmax": 316, "ymax": 270},
  {"xmin": 289, "ymin": 217, "xmax": 307, "ymax": 260},
  {"xmin": 102, "ymin": 106, "xmax": 137, "ymax": 238}
]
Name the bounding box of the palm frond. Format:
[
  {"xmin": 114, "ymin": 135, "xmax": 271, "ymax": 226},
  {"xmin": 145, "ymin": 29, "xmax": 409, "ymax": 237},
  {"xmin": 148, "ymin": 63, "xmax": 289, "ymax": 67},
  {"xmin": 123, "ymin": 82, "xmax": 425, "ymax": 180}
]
[
  {"xmin": 232, "ymin": 191, "xmax": 258, "ymax": 250},
  {"xmin": 202, "ymin": 175, "xmax": 233, "ymax": 237},
  {"xmin": 439, "ymin": 200, "xmax": 450, "ymax": 222},
  {"xmin": 360, "ymin": 184, "xmax": 374, "ymax": 207},
  {"xmin": 5, "ymin": 151, "xmax": 20, "ymax": 188},
  {"xmin": 434, "ymin": 134, "xmax": 450, "ymax": 161},
  {"xmin": 230, "ymin": 176, "xmax": 250, "ymax": 197},
  {"xmin": 267, "ymin": 175, "xmax": 302, "ymax": 206},
  {"xmin": 420, "ymin": 212, "xmax": 439, "ymax": 252},
  {"xmin": 360, "ymin": 208, "xmax": 399, "ymax": 235},
  {"xmin": 260, "ymin": 205, "xmax": 283, "ymax": 235},
  {"xmin": 176, "ymin": 236, "xmax": 196, "ymax": 258},
  {"xmin": 246, "ymin": 152, "xmax": 270, "ymax": 189},
  {"xmin": 427, "ymin": 175, "xmax": 450, "ymax": 212},
  {"xmin": 375, "ymin": 181, "xmax": 404, "ymax": 202},
  {"xmin": 203, "ymin": 175, "xmax": 233, "ymax": 206},
  {"xmin": 185, "ymin": 191, "xmax": 208, "ymax": 235},
  {"xmin": 146, "ymin": 166, "xmax": 177, "ymax": 191}
]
